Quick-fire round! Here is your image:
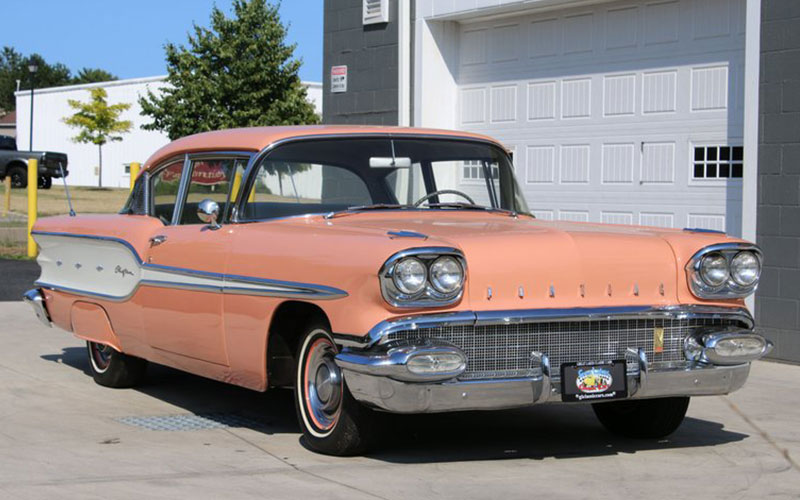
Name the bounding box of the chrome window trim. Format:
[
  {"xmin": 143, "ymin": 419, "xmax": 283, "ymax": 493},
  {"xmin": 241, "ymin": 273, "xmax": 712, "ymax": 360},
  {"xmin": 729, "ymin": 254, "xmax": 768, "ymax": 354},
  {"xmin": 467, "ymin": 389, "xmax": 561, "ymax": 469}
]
[
  {"xmin": 147, "ymin": 154, "xmax": 187, "ymax": 225},
  {"xmin": 232, "ymin": 132, "xmax": 513, "ymax": 223},
  {"xmin": 171, "ymin": 154, "xmax": 193, "ymax": 226},
  {"xmin": 379, "ymin": 247, "xmax": 467, "ymax": 308},
  {"xmin": 179, "ymin": 151, "xmax": 255, "ymax": 225},
  {"xmin": 30, "ymin": 231, "xmax": 348, "ymax": 302},
  {"xmin": 685, "ymin": 242, "xmax": 763, "ymax": 299},
  {"xmin": 332, "ymin": 305, "xmax": 754, "ymax": 348}
]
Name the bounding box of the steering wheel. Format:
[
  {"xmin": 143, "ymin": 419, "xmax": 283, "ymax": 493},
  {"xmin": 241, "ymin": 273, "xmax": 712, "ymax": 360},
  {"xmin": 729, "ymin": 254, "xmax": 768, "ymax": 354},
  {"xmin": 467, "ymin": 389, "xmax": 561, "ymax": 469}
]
[{"xmin": 413, "ymin": 189, "xmax": 476, "ymax": 208}]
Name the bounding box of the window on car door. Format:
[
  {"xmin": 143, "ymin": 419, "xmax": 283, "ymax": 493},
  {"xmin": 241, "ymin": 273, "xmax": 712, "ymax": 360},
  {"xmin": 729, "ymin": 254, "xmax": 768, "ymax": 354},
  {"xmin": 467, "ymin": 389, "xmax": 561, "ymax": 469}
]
[
  {"xmin": 150, "ymin": 159, "xmax": 185, "ymax": 224},
  {"xmin": 178, "ymin": 157, "xmax": 248, "ymax": 225}
]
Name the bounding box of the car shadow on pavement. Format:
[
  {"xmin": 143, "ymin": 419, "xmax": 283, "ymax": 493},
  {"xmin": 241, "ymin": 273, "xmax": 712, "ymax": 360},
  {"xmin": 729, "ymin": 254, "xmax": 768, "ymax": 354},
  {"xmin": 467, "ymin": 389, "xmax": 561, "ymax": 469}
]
[{"xmin": 42, "ymin": 346, "xmax": 749, "ymax": 463}]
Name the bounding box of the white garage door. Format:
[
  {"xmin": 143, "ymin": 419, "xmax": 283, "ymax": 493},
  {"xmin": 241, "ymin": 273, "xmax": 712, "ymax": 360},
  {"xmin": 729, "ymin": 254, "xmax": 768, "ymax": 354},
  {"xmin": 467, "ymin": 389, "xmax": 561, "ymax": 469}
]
[{"xmin": 456, "ymin": 0, "xmax": 746, "ymax": 236}]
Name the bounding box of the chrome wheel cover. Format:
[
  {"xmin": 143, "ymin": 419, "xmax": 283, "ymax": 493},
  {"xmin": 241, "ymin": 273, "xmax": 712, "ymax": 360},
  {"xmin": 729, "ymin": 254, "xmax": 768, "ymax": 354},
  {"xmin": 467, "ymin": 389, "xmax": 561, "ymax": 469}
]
[
  {"xmin": 303, "ymin": 335, "xmax": 343, "ymax": 434},
  {"xmin": 89, "ymin": 342, "xmax": 112, "ymax": 374}
]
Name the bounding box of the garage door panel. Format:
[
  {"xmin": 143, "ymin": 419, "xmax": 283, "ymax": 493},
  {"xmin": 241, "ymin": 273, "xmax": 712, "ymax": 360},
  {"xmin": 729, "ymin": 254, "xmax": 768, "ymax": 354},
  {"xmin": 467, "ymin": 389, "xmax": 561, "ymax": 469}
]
[{"xmin": 456, "ymin": 0, "xmax": 744, "ymax": 237}]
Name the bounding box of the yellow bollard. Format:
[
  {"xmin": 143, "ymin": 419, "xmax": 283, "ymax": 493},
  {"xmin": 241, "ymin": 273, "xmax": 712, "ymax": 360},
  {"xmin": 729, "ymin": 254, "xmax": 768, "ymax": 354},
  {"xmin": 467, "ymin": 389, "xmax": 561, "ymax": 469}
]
[
  {"xmin": 2, "ymin": 176, "xmax": 9, "ymax": 217},
  {"xmin": 129, "ymin": 162, "xmax": 140, "ymax": 191},
  {"xmin": 27, "ymin": 159, "xmax": 38, "ymax": 258}
]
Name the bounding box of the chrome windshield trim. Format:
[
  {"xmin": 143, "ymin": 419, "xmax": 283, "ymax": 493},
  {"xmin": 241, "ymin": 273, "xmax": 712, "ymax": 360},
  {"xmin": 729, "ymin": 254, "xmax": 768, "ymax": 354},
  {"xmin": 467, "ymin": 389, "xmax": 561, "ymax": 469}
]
[
  {"xmin": 332, "ymin": 305, "xmax": 754, "ymax": 348},
  {"xmin": 233, "ymin": 132, "xmax": 513, "ymax": 223}
]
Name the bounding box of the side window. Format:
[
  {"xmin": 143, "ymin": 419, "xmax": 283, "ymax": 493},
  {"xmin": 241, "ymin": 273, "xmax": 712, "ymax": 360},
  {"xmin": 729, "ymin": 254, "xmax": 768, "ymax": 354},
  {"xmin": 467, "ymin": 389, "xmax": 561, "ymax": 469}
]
[
  {"xmin": 179, "ymin": 158, "xmax": 246, "ymax": 225},
  {"xmin": 150, "ymin": 159, "xmax": 185, "ymax": 224},
  {"xmin": 243, "ymin": 161, "xmax": 372, "ymax": 219}
]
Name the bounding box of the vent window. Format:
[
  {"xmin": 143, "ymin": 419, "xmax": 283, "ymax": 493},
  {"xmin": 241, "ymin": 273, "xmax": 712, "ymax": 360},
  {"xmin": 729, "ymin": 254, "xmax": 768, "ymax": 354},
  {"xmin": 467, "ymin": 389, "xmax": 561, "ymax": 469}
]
[{"xmin": 363, "ymin": 0, "xmax": 389, "ymax": 25}]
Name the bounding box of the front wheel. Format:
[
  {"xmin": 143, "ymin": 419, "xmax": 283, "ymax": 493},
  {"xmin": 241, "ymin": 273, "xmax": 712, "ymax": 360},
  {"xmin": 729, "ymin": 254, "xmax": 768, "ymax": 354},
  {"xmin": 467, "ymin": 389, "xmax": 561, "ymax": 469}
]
[
  {"xmin": 8, "ymin": 166, "xmax": 26, "ymax": 188},
  {"xmin": 294, "ymin": 325, "xmax": 376, "ymax": 455},
  {"xmin": 592, "ymin": 396, "xmax": 690, "ymax": 439},
  {"xmin": 87, "ymin": 341, "xmax": 148, "ymax": 388},
  {"xmin": 39, "ymin": 176, "xmax": 52, "ymax": 189}
]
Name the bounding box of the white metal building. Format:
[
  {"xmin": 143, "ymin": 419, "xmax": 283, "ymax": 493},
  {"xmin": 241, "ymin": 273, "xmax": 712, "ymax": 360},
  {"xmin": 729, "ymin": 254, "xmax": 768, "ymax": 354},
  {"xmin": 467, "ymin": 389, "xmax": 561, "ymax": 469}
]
[
  {"xmin": 409, "ymin": 0, "xmax": 757, "ymax": 238},
  {"xmin": 14, "ymin": 77, "xmax": 323, "ymax": 188}
]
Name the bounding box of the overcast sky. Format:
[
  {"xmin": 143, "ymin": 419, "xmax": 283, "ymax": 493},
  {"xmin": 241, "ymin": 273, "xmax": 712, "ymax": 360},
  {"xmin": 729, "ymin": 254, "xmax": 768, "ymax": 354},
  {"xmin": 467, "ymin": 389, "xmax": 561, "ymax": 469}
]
[{"xmin": 3, "ymin": 0, "xmax": 323, "ymax": 82}]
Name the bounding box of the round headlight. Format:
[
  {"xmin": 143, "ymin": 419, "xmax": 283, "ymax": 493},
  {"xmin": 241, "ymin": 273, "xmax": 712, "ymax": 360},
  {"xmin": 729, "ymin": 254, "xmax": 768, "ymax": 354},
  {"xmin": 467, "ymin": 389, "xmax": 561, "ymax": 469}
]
[
  {"xmin": 700, "ymin": 253, "xmax": 729, "ymax": 287},
  {"xmin": 730, "ymin": 251, "xmax": 760, "ymax": 287},
  {"xmin": 429, "ymin": 256, "xmax": 464, "ymax": 294},
  {"xmin": 392, "ymin": 257, "xmax": 427, "ymax": 295}
]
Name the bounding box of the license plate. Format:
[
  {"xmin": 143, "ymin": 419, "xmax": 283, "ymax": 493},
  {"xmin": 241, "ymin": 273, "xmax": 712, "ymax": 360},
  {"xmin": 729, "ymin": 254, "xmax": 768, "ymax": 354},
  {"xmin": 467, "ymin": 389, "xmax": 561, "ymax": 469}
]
[{"xmin": 560, "ymin": 360, "xmax": 628, "ymax": 402}]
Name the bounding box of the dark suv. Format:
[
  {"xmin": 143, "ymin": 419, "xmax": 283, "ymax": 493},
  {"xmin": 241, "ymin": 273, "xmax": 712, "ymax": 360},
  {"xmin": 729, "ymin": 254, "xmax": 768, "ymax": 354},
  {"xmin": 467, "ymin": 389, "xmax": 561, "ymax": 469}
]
[{"xmin": 0, "ymin": 135, "xmax": 69, "ymax": 189}]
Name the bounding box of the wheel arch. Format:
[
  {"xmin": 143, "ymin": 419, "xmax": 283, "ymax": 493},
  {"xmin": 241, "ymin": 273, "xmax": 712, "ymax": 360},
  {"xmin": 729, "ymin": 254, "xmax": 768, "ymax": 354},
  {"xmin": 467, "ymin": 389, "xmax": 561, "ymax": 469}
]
[{"xmin": 266, "ymin": 300, "xmax": 331, "ymax": 389}]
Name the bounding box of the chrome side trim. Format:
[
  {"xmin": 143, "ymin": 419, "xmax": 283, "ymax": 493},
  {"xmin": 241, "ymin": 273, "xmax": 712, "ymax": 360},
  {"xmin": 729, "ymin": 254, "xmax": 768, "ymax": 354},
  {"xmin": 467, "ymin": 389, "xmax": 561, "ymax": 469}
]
[
  {"xmin": 32, "ymin": 231, "xmax": 348, "ymax": 302},
  {"xmin": 332, "ymin": 305, "xmax": 754, "ymax": 348}
]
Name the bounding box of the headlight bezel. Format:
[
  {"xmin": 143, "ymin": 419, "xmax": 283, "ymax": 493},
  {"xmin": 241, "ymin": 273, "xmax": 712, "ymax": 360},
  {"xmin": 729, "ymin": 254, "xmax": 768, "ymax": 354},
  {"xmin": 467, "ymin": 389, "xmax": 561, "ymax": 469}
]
[
  {"xmin": 380, "ymin": 247, "xmax": 466, "ymax": 308},
  {"xmin": 686, "ymin": 243, "xmax": 763, "ymax": 299}
]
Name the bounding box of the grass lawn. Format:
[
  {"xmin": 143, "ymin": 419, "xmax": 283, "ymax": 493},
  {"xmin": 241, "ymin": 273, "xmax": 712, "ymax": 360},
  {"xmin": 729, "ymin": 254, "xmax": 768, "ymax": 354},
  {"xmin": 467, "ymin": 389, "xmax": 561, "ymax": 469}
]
[{"xmin": 6, "ymin": 185, "xmax": 130, "ymax": 217}]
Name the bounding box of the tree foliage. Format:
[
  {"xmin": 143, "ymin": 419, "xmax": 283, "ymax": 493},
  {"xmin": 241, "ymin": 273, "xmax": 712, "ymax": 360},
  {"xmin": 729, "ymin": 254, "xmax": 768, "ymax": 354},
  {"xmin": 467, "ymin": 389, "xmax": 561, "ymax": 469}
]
[
  {"xmin": 139, "ymin": 0, "xmax": 318, "ymax": 140},
  {"xmin": 63, "ymin": 88, "xmax": 132, "ymax": 187},
  {"xmin": 0, "ymin": 46, "xmax": 117, "ymax": 113}
]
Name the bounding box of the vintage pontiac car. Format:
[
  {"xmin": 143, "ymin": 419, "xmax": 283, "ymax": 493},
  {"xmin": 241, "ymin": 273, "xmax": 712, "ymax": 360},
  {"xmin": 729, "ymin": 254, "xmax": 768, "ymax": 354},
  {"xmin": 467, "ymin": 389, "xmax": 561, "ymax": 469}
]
[{"xmin": 24, "ymin": 126, "xmax": 771, "ymax": 455}]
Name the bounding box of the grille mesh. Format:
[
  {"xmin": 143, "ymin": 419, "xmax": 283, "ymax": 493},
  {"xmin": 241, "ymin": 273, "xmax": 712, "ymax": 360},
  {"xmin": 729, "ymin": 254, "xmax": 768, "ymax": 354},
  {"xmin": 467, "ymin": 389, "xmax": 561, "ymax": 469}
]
[{"xmin": 387, "ymin": 317, "xmax": 741, "ymax": 380}]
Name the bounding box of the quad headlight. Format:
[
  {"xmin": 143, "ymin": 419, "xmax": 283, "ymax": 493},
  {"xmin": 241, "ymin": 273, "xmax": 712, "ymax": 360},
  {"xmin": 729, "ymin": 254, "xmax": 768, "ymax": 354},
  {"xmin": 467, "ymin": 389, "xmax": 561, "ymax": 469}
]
[
  {"xmin": 687, "ymin": 244, "xmax": 762, "ymax": 299},
  {"xmin": 380, "ymin": 248, "xmax": 466, "ymax": 307}
]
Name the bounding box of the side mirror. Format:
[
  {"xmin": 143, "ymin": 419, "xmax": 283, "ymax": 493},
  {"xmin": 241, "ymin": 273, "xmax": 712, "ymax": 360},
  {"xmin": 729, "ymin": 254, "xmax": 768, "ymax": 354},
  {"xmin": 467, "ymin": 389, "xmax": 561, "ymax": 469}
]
[{"xmin": 197, "ymin": 199, "xmax": 221, "ymax": 230}]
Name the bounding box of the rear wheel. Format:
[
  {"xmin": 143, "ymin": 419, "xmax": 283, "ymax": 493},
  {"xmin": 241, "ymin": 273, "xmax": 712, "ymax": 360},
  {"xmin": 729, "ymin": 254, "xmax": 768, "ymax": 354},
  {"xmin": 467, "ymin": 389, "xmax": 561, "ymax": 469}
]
[
  {"xmin": 592, "ymin": 396, "xmax": 690, "ymax": 438},
  {"xmin": 294, "ymin": 325, "xmax": 376, "ymax": 456},
  {"xmin": 8, "ymin": 166, "xmax": 26, "ymax": 188},
  {"xmin": 39, "ymin": 176, "xmax": 52, "ymax": 189},
  {"xmin": 86, "ymin": 341, "xmax": 148, "ymax": 388}
]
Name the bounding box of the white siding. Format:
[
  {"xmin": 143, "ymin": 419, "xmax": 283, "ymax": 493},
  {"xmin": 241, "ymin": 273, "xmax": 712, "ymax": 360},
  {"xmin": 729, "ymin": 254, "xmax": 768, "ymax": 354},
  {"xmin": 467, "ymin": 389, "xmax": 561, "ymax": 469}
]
[{"xmin": 15, "ymin": 77, "xmax": 322, "ymax": 188}]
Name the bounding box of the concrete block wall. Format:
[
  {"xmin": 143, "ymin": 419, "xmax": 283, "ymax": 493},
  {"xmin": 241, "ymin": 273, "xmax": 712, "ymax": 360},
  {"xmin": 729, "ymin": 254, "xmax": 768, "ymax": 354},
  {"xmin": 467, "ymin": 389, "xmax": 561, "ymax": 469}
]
[
  {"xmin": 756, "ymin": 0, "xmax": 800, "ymax": 363},
  {"xmin": 323, "ymin": 0, "xmax": 399, "ymax": 125}
]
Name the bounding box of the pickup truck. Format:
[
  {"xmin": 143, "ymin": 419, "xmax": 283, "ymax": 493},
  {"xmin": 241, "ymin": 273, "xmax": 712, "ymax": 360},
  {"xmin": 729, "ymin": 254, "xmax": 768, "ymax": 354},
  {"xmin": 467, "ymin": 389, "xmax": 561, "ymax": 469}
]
[{"xmin": 0, "ymin": 135, "xmax": 69, "ymax": 189}]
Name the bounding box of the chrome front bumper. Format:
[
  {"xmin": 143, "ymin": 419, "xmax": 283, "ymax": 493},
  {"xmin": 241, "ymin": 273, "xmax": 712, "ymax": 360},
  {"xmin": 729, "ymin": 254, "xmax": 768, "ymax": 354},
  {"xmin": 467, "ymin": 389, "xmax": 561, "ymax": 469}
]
[{"xmin": 334, "ymin": 306, "xmax": 769, "ymax": 413}]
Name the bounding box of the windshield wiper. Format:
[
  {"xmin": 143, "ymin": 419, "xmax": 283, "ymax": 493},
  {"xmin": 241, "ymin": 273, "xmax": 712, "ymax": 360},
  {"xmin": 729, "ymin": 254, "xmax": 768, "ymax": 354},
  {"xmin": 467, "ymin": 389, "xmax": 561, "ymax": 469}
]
[
  {"xmin": 424, "ymin": 202, "xmax": 527, "ymax": 218},
  {"xmin": 323, "ymin": 204, "xmax": 408, "ymax": 220}
]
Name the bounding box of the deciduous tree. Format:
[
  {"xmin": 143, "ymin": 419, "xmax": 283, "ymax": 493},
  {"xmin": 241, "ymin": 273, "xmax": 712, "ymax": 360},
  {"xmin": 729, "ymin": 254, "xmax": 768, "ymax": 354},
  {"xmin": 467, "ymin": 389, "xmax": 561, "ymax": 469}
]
[
  {"xmin": 139, "ymin": 0, "xmax": 318, "ymax": 140},
  {"xmin": 63, "ymin": 88, "xmax": 132, "ymax": 187}
]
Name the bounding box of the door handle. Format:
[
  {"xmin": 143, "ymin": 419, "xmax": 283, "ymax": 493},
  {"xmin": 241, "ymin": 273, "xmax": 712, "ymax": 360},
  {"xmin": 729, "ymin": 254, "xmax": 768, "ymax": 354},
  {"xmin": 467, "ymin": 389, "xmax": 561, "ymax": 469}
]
[{"xmin": 149, "ymin": 235, "xmax": 167, "ymax": 247}]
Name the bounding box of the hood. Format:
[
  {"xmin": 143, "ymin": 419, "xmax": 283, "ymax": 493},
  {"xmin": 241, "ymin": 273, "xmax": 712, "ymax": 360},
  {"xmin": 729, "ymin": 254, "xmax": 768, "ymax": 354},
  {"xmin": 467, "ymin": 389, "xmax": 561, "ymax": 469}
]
[{"xmin": 319, "ymin": 211, "xmax": 735, "ymax": 311}]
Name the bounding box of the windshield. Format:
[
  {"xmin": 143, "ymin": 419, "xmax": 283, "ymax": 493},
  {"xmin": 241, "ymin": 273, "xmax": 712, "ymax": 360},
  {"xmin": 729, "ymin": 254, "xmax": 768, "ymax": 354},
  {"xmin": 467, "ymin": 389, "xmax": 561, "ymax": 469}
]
[{"xmin": 239, "ymin": 137, "xmax": 529, "ymax": 221}]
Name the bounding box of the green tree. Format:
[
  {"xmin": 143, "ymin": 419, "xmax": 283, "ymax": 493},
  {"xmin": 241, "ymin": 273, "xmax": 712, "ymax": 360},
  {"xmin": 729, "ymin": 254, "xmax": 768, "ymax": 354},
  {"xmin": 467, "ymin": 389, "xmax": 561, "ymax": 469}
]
[
  {"xmin": 0, "ymin": 47, "xmax": 118, "ymax": 113},
  {"xmin": 0, "ymin": 48, "xmax": 71, "ymax": 113},
  {"xmin": 72, "ymin": 68, "xmax": 118, "ymax": 85},
  {"xmin": 139, "ymin": 0, "xmax": 318, "ymax": 140},
  {"xmin": 63, "ymin": 88, "xmax": 132, "ymax": 187}
]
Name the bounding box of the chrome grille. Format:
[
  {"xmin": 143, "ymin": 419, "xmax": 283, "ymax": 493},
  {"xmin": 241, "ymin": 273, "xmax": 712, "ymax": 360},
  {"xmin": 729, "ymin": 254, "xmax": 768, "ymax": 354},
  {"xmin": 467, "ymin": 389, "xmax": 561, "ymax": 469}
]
[{"xmin": 386, "ymin": 317, "xmax": 741, "ymax": 380}]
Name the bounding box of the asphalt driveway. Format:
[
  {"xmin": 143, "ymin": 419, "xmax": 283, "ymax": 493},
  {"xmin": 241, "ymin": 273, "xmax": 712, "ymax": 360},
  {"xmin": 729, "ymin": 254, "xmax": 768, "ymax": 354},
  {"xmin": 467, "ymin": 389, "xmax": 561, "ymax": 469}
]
[
  {"xmin": 1, "ymin": 301, "xmax": 798, "ymax": 499},
  {"xmin": 0, "ymin": 258, "xmax": 39, "ymax": 301}
]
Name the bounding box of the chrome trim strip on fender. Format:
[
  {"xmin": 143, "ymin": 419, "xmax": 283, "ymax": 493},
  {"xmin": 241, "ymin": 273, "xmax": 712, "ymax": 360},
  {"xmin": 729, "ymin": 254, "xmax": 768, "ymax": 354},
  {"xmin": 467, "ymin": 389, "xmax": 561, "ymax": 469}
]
[{"xmin": 32, "ymin": 231, "xmax": 348, "ymax": 301}]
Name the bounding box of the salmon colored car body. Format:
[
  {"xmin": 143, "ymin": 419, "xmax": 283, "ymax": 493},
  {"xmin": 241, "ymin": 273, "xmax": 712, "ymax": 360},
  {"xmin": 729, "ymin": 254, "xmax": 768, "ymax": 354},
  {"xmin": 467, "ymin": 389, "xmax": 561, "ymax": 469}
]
[{"xmin": 24, "ymin": 126, "xmax": 771, "ymax": 455}]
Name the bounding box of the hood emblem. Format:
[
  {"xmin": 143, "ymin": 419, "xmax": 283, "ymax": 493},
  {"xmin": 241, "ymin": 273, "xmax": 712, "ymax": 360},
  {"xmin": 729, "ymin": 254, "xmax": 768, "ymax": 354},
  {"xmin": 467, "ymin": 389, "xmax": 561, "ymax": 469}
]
[{"xmin": 387, "ymin": 230, "xmax": 428, "ymax": 240}]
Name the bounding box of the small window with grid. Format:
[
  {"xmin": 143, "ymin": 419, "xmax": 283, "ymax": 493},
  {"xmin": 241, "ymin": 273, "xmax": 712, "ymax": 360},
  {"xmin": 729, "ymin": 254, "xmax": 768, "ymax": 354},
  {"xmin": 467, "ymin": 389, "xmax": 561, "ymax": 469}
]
[
  {"xmin": 693, "ymin": 146, "xmax": 743, "ymax": 179},
  {"xmin": 462, "ymin": 160, "xmax": 499, "ymax": 182}
]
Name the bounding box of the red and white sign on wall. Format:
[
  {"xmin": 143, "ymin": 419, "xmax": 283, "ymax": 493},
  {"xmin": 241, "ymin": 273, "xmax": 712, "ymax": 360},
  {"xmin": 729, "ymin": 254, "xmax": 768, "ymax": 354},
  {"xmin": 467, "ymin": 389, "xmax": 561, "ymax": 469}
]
[{"xmin": 331, "ymin": 65, "xmax": 347, "ymax": 93}]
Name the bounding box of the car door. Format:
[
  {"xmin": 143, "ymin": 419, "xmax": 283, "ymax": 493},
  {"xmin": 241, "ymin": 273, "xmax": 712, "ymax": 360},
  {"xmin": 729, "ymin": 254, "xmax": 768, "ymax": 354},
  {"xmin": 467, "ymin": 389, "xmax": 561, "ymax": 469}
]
[{"xmin": 139, "ymin": 153, "xmax": 250, "ymax": 366}]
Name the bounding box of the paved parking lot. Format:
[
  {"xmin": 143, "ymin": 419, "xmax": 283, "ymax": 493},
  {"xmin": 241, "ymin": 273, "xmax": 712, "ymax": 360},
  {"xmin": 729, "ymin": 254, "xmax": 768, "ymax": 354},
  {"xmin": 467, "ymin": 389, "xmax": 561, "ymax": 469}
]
[{"xmin": 1, "ymin": 301, "xmax": 799, "ymax": 499}]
